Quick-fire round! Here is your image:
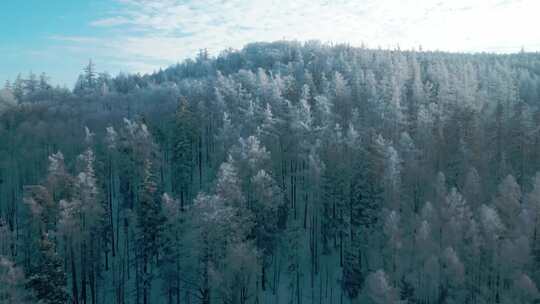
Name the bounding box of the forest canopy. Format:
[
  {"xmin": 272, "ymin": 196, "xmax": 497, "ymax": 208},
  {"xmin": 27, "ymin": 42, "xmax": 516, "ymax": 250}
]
[{"xmin": 2, "ymin": 41, "xmax": 540, "ymax": 303}]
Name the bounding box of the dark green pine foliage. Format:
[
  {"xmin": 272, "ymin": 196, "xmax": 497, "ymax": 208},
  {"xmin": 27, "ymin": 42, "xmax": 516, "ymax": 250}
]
[
  {"xmin": 172, "ymin": 98, "xmax": 196, "ymax": 208},
  {"xmin": 321, "ymin": 157, "xmax": 349, "ymax": 255},
  {"xmin": 342, "ymin": 241, "xmax": 364, "ymax": 299},
  {"xmin": 137, "ymin": 159, "xmax": 165, "ymax": 262},
  {"xmin": 136, "ymin": 159, "xmax": 166, "ymax": 304},
  {"xmin": 342, "ymin": 133, "xmax": 385, "ymax": 299},
  {"xmin": 400, "ymin": 275, "xmax": 415, "ymax": 302},
  {"xmin": 26, "ymin": 234, "xmax": 68, "ymax": 304}
]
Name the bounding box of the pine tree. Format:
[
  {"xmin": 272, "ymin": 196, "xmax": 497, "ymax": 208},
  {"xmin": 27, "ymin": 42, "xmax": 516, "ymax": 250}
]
[
  {"xmin": 26, "ymin": 234, "xmax": 68, "ymax": 304},
  {"xmin": 136, "ymin": 159, "xmax": 165, "ymax": 304},
  {"xmin": 83, "ymin": 60, "xmax": 97, "ymax": 90},
  {"xmin": 76, "ymin": 135, "xmax": 105, "ymax": 304},
  {"xmin": 172, "ymin": 98, "xmax": 196, "ymax": 208},
  {"xmin": 212, "ymin": 242, "xmax": 260, "ymax": 304},
  {"xmin": 494, "ymin": 175, "xmax": 522, "ymax": 235},
  {"xmin": 320, "ymin": 152, "xmax": 348, "ymax": 256},
  {"xmin": 160, "ymin": 193, "xmax": 186, "ymax": 304},
  {"xmin": 463, "ymin": 167, "xmax": 482, "ymax": 210},
  {"xmin": 352, "ymin": 135, "xmax": 385, "ymax": 229},
  {"xmin": 361, "ymin": 269, "xmax": 400, "ymax": 304},
  {"xmin": 528, "ymin": 173, "xmax": 540, "ymax": 287},
  {"xmin": 343, "ymin": 132, "xmax": 385, "ymax": 298}
]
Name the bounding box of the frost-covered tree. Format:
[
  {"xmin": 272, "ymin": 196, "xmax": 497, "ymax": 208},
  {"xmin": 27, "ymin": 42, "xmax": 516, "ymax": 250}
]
[
  {"xmin": 3, "ymin": 41, "xmax": 540, "ymax": 304},
  {"xmin": 361, "ymin": 269, "xmax": 400, "ymax": 304},
  {"xmin": 494, "ymin": 175, "xmax": 522, "ymax": 235},
  {"xmin": 0, "ymin": 256, "xmax": 35, "ymax": 304}
]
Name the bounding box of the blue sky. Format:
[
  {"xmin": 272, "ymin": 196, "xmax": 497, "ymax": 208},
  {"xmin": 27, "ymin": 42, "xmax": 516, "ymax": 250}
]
[
  {"xmin": 1, "ymin": 0, "xmax": 539, "ymax": 87},
  {"xmin": 0, "ymin": 1, "xmax": 123, "ymax": 86}
]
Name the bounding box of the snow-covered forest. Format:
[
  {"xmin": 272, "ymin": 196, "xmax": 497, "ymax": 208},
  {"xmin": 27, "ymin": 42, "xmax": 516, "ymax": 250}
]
[{"xmin": 2, "ymin": 41, "xmax": 540, "ymax": 303}]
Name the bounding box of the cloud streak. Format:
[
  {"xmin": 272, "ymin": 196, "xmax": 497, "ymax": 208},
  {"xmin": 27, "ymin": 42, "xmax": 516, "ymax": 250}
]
[{"xmin": 54, "ymin": 0, "xmax": 540, "ymax": 75}]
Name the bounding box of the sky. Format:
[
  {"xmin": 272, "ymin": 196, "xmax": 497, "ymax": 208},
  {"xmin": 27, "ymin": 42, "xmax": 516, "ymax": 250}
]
[{"xmin": 1, "ymin": 0, "xmax": 540, "ymax": 87}]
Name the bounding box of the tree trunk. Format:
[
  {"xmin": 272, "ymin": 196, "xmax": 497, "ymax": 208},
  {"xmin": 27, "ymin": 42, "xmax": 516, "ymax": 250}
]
[{"xmin": 70, "ymin": 241, "xmax": 80, "ymax": 304}]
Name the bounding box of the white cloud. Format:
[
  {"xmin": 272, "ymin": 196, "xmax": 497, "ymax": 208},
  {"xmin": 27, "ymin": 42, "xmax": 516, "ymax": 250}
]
[
  {"xmin": 90, "ymin": 16, "xmax": 131, "ymax": 27},
  {"xmin": 56, "ymin": 0, "xmax": 540, "ymax": 74}
]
